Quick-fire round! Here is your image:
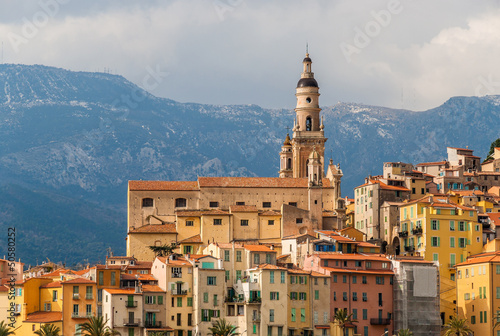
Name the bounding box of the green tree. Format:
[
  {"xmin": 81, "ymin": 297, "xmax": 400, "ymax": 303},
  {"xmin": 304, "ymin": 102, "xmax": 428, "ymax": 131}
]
[
  {"xmin": 0, "ymin": 321, "xmax": 15, "ymax": 336},
  {"xmin": 395, "ymin": 329, "xmax": 413, "ymax": 336},
  {"xmin": 333, "ymin": 309, "xmax": 354, "ymax": 336},
  {"xmin": 34, "ymin": 324, "xmax": 60, "ymax": 336},
  {"xmin": 208, "ymin": 318, "xmax": 239, "ymax": 336},
  {"xmin": 148, "ymin": 243, "xmax": 177, "ymax": 257},
  {"xmin": 443, "ymin": 315, "xmax": 473, "ymax": 336},
  {"xmin": 81, "ymin": 316, "xmax": 118, "ymax": 336},
  {"xmin": 493, "ymin": 307, "xmax": 500, "ymax": 330},
  {"xmin": 485, "ymin": 138, "xmax": 500, "ymax": 162}
]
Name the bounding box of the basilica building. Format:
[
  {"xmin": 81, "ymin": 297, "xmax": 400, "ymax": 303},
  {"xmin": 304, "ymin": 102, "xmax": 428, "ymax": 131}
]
[{"xmin": 127, "ymin": 53, "xmax": 346, "ymax": 260}]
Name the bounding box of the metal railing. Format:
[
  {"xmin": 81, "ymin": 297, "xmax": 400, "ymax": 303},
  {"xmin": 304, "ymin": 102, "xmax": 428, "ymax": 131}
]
[
  {"xmin": 123, "ymin": 319, "xmax": 141, "ymax": 326},
  {"xmin": 171, "ymin": 289, "xmax": 188, "ymax": 295},
  {"xmin": 370, "ymin": 318, "xmax": 391, "ymax": 325},
  {"xmin": 125, "ymin": 301, "xmax": 137, "ymax": 308}
]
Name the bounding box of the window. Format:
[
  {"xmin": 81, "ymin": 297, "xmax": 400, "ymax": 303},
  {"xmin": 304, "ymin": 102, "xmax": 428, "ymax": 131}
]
[
  {"xmin": 376, "ymin": 276, "xmax": 385, "ymax": 285},
  {"xmin": 362, "ymin": 292, "xmax": 367, "ymax": 301},
  {"xmin": 225, "ymin": 270, "xmax": 230, "ymax": 282},
  {"xmin": 236, "ymin": 201, "xmax": 245, "ymax": 205},
  {"xmin": 177, "ymin": 297, "xmax": 182, "ymax": 307},
  {"xmin": 268, "ymin": 220, "xmax": 274, "ymax": 225},
  {"xmin": 187, "ymin": 297, "xmax": 193, "ymax": 307},
  {"xmin": 254, "ymin": 254, "xmax": 260, "ymax": 264},
  {"xmin": 209, "ymin": 201, "xmax": 219, "ymax": 208},
  {"xmin": 263, "ymin": 202, "xmax": 271, "ymax": 208},
  {"xmin": 270, "ymin": 271, "xmax": 275, "ymax": 283},
  {"xmin": 342, "ymin": 275, "xmax": 347, "ymax": 283},
  {"xmin": 203, "ymin": 293, "xmax": 209, "ymax": 303},
  {"xmin": 431, "ymin": 220, "xmax": 439, "ymax": 230},
  {"xmin": 142, "ymin": 198, "xmax": 153, "ymax": 207},
  {"xmin": 352, "ymin": 292, "xmax": 358, "ymax": 301},
  {"xmin": 289, "ymin": 202, "xmax": 297, "ymax": 207},
  {"xmin": 459, "ymin": 221, "xmax": 465, "ymax": 231},
  {"xmin": 270, "ymin": 309, "xmax": 275, "ymax": 322},
  {"xmin": 333, "ymin": 275, "xmax": 337, "ymax": 283},
  {"xmin": 290, "ymin": 292, "xmax": 298, "ymax": 300},
  {"xmin": 186, "ymin": 220, "xmax": 194, "ymax": 226},
  {"xmin": 52, "ymin": 290, "xmax": 58, "ymax": 302},
  {"xmin": 301, "ymin": 308, "xmax": 306, "ymax": 322},
  {"xmin": 459, "ymin": 238, "xmax": 466, "ymax": 248},
  {"xmin": 291, "ymin": 308, "xmax": 296, "ymax": 322},
  {"xmin": 315, "ymin": 290, "xmax": 319, "ymax": 300},
  {"xmin": 343, "ymin": 292, "xmax": 348, "ymax": 301},
  {"xmin": 362, "ymin": 309, "xmax": 367, "ymax": 320},
  {"xmin": 450, "ymin": 237, "xmax": 455, "ymax": 248},
  {"xmin": 236, "ymin": 251, "xmax": 242, "ymax": 262},
  {"xmin": 266, "ymin": 253, "xmax": 272, "ymax": 264},
  {"xmin": 98, "ymin": 272, "xmax": 103, "ymax": 286},
  {"xmin": 450, "ymin": 221, "xmax": 455, "ymax": 231},
  {"xmin": 299, "ymin": 292, "xmax": 307, "ymax": 300},
  {"xmin": 270, "ymin": 292, "xmax": 279, "ymax": 300},
  {"xmin": 145, "ymin": 295, "xmax": 155, "ymax": 304},
  {"xmin": 207, "ymin": 277, "xmax": 217, "ymax": 286},
  {"xmin": 224, "ymin": 250, "xmax": 230, "ymax": 262},
  {"xmin": 236, "ymin": 270, "xmax": 242, "ymax": 281},
  {"xmin": 296, "ymin": 218, "xmax": 303, "ymax": 224},
  {"xmin": 431, "ymin": 237, "xmax": 440, "ymax": 247},
  {"xmin": 214, "ymin": 294, "xmax": 218, "ymax": 306},
  {"xmin": 175, "ymin": 198, "xmax": 186, "ymax": 207},
  {"xmin": 366, "ymin": 262, "xmax": 372, "ymax": 269},
  {"xmin": 281, "ymin": 271, "xmax": 286, "ymax": 283},
  {"xmin": 240, "ymin": 219, "xmax": 249, "ymax": 226},
  {"xmin": 362, "ymin": 276, "xmax": 367, "ymax": 284},
  {"xmin": 213, "ymin": 219, "xmax": 222, "ymax": 225}
]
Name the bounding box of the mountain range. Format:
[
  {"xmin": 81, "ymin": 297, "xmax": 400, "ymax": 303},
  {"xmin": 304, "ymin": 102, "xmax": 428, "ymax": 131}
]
[{"xmin": 1, "ymin": 63, "xmax": 499, "ymax": 266}]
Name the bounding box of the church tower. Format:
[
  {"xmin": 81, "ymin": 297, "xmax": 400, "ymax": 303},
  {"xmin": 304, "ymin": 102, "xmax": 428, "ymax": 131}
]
[
  {"xmin": 290, "ymin": 52, "xmax": 327, "ymax": 178},
  {"xmin": 279, "ymin": 134, "xmax": 293, "ymax": 178}
]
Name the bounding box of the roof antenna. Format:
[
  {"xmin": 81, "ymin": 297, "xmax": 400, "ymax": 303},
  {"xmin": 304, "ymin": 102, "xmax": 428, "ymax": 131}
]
[{"xmin": 306, "ymin": 42, "xmax": 309, "ymax": 56}]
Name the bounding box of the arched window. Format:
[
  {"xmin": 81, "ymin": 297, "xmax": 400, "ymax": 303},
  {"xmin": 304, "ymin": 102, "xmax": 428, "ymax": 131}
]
[
  {"xmin": 306, "ymin": 117, "xmax": 312, "ymax": 131},
  {"xmin": 142, "ymin": 198, "xmax": 153, "ymax": 208},
  {"xmin": 286, "ymin": 158, "xmax": 292, "ymax": 170},
  {"xmin": 175, "ymin": 198, "xmax": 187, "ymax": 208}
]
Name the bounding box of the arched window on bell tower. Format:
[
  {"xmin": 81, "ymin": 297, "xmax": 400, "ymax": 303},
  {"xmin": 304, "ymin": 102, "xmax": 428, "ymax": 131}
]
[
  {"xmin": 287, "ymin": 158, "xmax": 292, "ymax": 170},
  {"xmin": 306, "ymin": 117, "xmax": 312, "ymax": 131}
]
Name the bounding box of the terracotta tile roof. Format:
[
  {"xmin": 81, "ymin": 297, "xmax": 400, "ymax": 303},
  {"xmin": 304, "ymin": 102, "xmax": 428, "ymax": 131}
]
[
  {"xmin": 256, "ymin": 264, "xmax": 287, "ymax": 270},
  {"xmin": 287, "ymin": 268, "xmax": 310, "ymax": 275},
  {"xmin": 201, "ymin": 209, "xmax": 230, "ymax": 215},
  {"xmin": 198, "ymin": 177, "xmax": 332, "ymax": 188},
  {"xmin": 244, "ymin": 245, "xmax": 276, "ymax": 252},
  {"xmin": 142, "ymin": 284, "xmax": 164, "ymax": 293},
  {"xmin": 229, "ymin": 205, "xmax": 259, "ymax": 212},
  {"xmin": 95, "ymin": 265, "xmax": 123, "ymax": 270},
  {"xmin": 416, "ymin": 161, "xmax": 448, "ymax": 166},
  {"xmin": 316, "ymin": 231, "xmax": 357, "ymax": 243},
  {"xmin": 357, "ymin": 242, "xmax": 379, "ymax": 248},
  {"xmin": 322, "ymin": 211, "xmax": 336, "ymax": 217},
  {"xmin": 477, "ymin": 172, "xmax": 500, "ymax": 176},
  {"xmin": 180, "ymin": 234, "xmax": 203, "ymax": 244},
  {"xmin": 126, "ymin": 261, "xmax": 153, "ymax": 269},
  {"xmin": 129, "ymin": 224, "xmax": 177, "ymax": 234},
  {"xmin": 43, "ymin": 268, "xmax": 75, "ymax": 277},
  {"xmin": 277, "ymin": 254, "xmax": 290, "ymax": 260},
  {"xmin": 455, "ymin": 252, "xmax": 500, "ymax": 266},
  {"xmin": 105, "ymin": 288, "xmax": 141, "ymax": 295},
  {"xmin": 187, "ymin": 254, "xmax": 212, "ymax": 261},
  {"xmin": 40, "ymin": 281, "xmax": 61, "ymax": 288},
  {"xmin": 137, "ymin": 274, "xmax": 157, "ymax": 281},
  {"xmin": 394, "ymin": 257, "xmax": 435, "ymax": 264},
  {"xmin": 61, "ymin": 278, "xmax": 96, "ymax": 285},
  {"xmin": 259, "ymin": 210, "xmax": 281, "ymax": 216},
  {"xmin": 357, "ymin": 179, "xmax": 410, "ymax": 192},
  {"xmin": 450, "ymin": 190, "xmax": 485, "ymax": 196},
  {"xmin": 74, "ymin": 269, "xmax": 91, "ymax": 276},
  {"xmin": 24, "ymin": 311, "xmax": 63, "ymax": 323},
  {"xmin": 310, "ymin": 271, "xmax": 330, "ymax": 277},
  {"xmin": 176, "ymin": 210, "xmax": 203, "ymax": 217},
  {"xmin": 488, "ymin": 213, "xmax": 500, "ymax": 227},
  {"xmin": 129, "ymin": 180, "xmax": 199, "ymax": 191},
  {"xmin": 282, "ymin": 233, "xmax": 316, "ymax": 240},
  {"xmin": 323, "ymin": 267, "xmax": 394, "ymax": 275},
  {"xmin": 316, "ymin": 253, "xmax": 389, "ymax": 262}
]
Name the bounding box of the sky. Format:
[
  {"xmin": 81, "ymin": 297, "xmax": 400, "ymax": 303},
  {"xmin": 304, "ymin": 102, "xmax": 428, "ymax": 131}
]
[{"xmin": 2, "ymin": 0, "xmax": 500, "ymax": 111}]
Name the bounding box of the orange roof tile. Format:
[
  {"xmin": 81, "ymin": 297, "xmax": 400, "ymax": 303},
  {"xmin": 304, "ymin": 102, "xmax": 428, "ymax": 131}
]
[
  {"xmin": 455, "ymin": 252, "xmax": 500, "ymax": 266},
  {"xmin": 129, "ymin": 224, "xmax": 177, "ymax": 234},
  {"xmin": 201, "ymin": 209, "xmax": 231, "ymax": 215},
  {"xmin": 416, "ymin": 161, "xmax": 448, "ymax": 167},
  {"xmin": 129, "ymin": 181, "xmax": 199, "ymax": 191},
  {"xmin": 24, "ymin": 311, "xmax": 63, "ymax": 323},
  {"xmin": 357, "ymin": 179, "xmax": 410, "ymax": 192},
  {"xmin": 244, "ymin": 245, "xmax": 276, "ymax": 252},
  {"xmin": 357, "ymin": 242, "xmax": 379, "ymax": 248},
  {"xmin": 43, "ymin": 268, "xmax": 75, "ymax": 277},
  {"xmin": 61, "ymin": 278, "xmax": 96, "ymax": 285},
  {"xmin": 323, "ymin": 267, "xmax": 394, "ymax": 275},
  {"xmin": 142, "ymin": 284, "xmax": 164, "ymax": 293},
  {"xmin": 105, "ymin": 288, "xmax": 141, "ymax": 295},
  {"xmin": 40, "ymin": 281, "xmax": 61, "ymax": 288},
  {"xmin": 180, "ymin": 234, "xmax": 203, "ymax": 244},
  {"xmin": 176, "ymin": 210, "xmax": 203, "ymax": 217},
  {"xmin": 256, "ymin": 264, "xmax": 288, "ymax": 270},
  {"xmin": 0, "ymin": 285, "xmax": 8, "ymax": 292},
  {"xmin": 316, "ymin": 253, "xmax": 389, "ymax": 262},
  {"xmin": 137, "ymin": 274, "xmax": 157, "ymax": 281},
  {"xmin": 488, "ymin": 213, "xmax": 500, "ymax": 227},
  {"xmin": 310, "ymin": 271, "xmax": 330, "ymax": 277},
  {"xmin": 126, "ymin": 261, "xmax": 153, "ymax": 269},
  {"xmin": 230, "ymin": 205, "xmax": 259, "ymax": 212},
  {"xmin": 198, "ymin": 177, "xmax": 332, "ymax": 188},
  {"xmin": 259, "ymin": 210, "xmax": 281, "ymax": 216}
]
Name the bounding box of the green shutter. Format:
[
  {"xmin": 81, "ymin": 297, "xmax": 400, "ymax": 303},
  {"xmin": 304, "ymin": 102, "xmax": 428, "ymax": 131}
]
[
  {"xmin": 277, "ymin": 292, "xmax": 279, "ymax": 300},
  {"xmin": 437, "ymin": 220, "xmax": 440, "ymax": 230}
]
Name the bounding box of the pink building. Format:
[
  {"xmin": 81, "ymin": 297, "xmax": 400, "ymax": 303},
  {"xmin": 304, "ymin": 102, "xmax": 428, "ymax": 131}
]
[{"xmin": 304, "ymin": 253, "xmax": 394, "ymax": 336}]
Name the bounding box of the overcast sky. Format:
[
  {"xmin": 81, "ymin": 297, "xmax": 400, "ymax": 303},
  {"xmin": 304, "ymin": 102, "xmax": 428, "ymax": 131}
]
[{"xmin": 2, "ymin": 0, "xmax": 500, "ymax": 111}]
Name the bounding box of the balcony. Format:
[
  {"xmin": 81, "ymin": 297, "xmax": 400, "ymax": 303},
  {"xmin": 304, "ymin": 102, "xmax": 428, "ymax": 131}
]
[
  {"xmin": 404, "ymin": 246, "xmax": 415, "ymax": 252},
  {"xmin": 398, "ymin": 231, "xmax": 408, "ymax": 238},
  {"xmin": 85, "ymin": 294, "xmax": 93, "ymax": 300},
  {"xmin": 411, "ymin": 227, "xmax": 423, "ymax": 235},
  {"xmin": 171, "ymin": 272, "xmax": 182, "ymax": 278},
  {"xmin": 370, "ymin": 318, "xmax": 391, "ymax": 325},
  {"xmin": 123, "ymin": 319, "xmax": 141, "ymax": 327},
  {"xmin": 247, "ymin": 297, "xmax": 261, "ymax": 304},
  {"xmin": 71, "ymin": 313, "xmax": 87, "ymax": 318},
  {"xmin": 73, "ymin": 293, "xmax": 80, "ymax": 300},
  {"xmin": 252, "ymin": 315, "xmax": 261, "ymax": 322},
  {"xmin": 225, "ymin": 296, "xmax": 244, "ymax": 303},
  {"xmin": 145, "ymin": 321, "xmax": 162, "ymax": 328},
  {"xmin": 125, "ymin": 301, "xmax": 138, "ymax": 308},
  {"xmin": 171, "ymin": 289, "xmax": 188, "ymax": 295}
]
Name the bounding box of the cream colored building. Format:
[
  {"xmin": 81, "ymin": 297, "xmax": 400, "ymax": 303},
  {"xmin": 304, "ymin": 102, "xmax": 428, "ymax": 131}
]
[{"xmin": 127, "ymin": 53, "xmax": 346, "ymax": 262}]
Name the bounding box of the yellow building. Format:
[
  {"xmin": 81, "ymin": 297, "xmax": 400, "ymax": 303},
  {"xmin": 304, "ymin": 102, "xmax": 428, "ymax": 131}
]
[
  {"xmin": 398, "ymin": 195, "xmax": 483, "ymax": 324},
  {"xmin": 287, "ymin": 269, "xmax": 312, "ymax": 335},
  {"xmin": 456, "ymin": 251, "xmax": 500, "ymax": 336}
]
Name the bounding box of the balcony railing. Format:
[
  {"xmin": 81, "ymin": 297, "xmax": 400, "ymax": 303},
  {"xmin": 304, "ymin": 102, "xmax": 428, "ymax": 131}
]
[
  {"xmin": 411, "ymin": 227, "xmax": 423, "ymax": 235},
  {"xmin": 171, "ymin": 272, "xmax": 182, "ymax": 278},
  {"xmin": 71, "ymin": 313, "xmax": 87, "ymax": 318},
  {"xmin": 123, "ymin": 319, "xmax": 141, "ymax": 326},
  {"xmin": 252, "ymin": 315, "xmax": 261, "ymax": 322},
  {"xmin": 225, "ymin": 296, "xmax": 244, "ymax": 303},
  {"xmin": 85, "ymin": 294, "xmax": 93, "ymax": 300},
  {"xmin": 370, "ymin": 318, "xmax": 391, "ymax": 325},
  {"xmin": 73, "ymin": 293, "xmax": 80, "ymax": 300},
  {"xmin": 248, "ymin": 297, "xmax": 261, "ymax": 304},
  {"xmin": 404, "ymin": 246, "xmax": 415, "ymax": 252},
  {"xmin": 171, "ymin": 289, "xmax": 188, "ymax": 295},
  {"xmin": 398, "ymin": 231, "xmax": 408, "ymax": 238},
  {"xmin": 145, "ymin": 321, "xmax": 162, "ymax": 328},
  {"xmin": 125, "ymin": 301, "xmax": 138, "ymax": 308}
]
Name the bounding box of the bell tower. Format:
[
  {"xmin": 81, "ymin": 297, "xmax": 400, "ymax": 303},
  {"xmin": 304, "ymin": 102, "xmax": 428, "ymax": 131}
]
[{"xmin": 291, "ymin": 52, "xmax": 327, "ymax": 178}]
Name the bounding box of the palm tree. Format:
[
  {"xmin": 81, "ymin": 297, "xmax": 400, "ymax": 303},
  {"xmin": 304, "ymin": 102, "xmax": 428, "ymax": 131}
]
[
  {"xmin": 34, "ymin": 324, "xmax": 60, "ymax": 336},
  {"xmin": 0, "ymin": 321, "xmax": 15, "ymax": 336},
  {"xmin": 208, "ymin": 318, "xmax": 239, "ymax": 336},
  {"xmin": 443, "ymin": 316, "xmax": 473, "ymax": 336},
  {"xmin": 332, "ymin": 309, "xmax": 354, "ymax": 336},
  {"xmin": 148, "ymin": 243, "xmax": 177, "ymax": 257},
  {"xmin": 81, "ymin": 316, "xmax": 118, "ymax": 336},
  {"xmin": 493, "ymin": 307, "xmax": 500, "ymax": 330},
  {"xmin": 395, "ymin": 329, "xmax": 413, "ymax": 336}
]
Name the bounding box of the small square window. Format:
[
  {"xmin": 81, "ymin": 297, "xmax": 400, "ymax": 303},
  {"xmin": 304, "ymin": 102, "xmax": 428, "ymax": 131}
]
[
  {"xmin": 263, "ymin": 202, "xmax": 272, "ymax": 208},
  {"xmin": 296, "ymin": 218, "xmax": 303, "ymax": 224},
  {"xmin": 213, "ymin": 219, "xmax": 222, "ymax": 225},
  {"xmin": 186, "ymin": 220, "xmax": 194, "ymax": 227},
  {"xmin": 268, "ymin": 220, "xmax": 274, "ymax": 225},
  {"xmin": 209, "ymin": 201, "xmax": 219, "ymax": 208},
  {"xmin": 289, "ymin": 202, "xmax": 297, "ymax": 207},
  {"xmin": 240, "ymin": 220, "xmax": 249, "ymax": 226},
  {"xmin": 236, "ymin": 202, "xmax": 245, "ymax": 205}
]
